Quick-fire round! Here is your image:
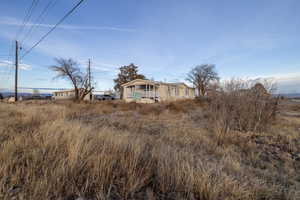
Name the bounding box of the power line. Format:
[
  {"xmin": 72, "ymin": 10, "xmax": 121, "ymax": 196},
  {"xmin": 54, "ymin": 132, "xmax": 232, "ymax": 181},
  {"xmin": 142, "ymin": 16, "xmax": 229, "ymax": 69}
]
[
  {"xmin": 14, "ymin": 0, "xmax": 36, "ymax": 39},
  {"xmin": 20, "ymin": 0, "xmax": 60, "ymax": 45},
  {"xmin": 2, "ymin": 0, "xmax": 39, "ymax": 89},
  {"xmin": 21, "ymin": 0, "xmax": 87, "ymax": 59},
  {"xmin": 15, "ymin": 0, "xmax": 40, "ymax": 40}
]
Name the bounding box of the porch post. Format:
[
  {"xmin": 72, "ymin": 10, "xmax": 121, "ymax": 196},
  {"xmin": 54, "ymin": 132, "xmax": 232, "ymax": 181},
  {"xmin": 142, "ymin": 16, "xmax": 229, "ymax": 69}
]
[
  {"xmin": 147, "ymin": 84, "xmax": 149, "ymax": 98},
  {"xmin": 148, "ymin": 84, "xmax": 150, "ymax": 98},
  {"xmin": 134, "ymin": 85, "xmax": 136, "ymax": 98},
  {"xmin": 154, "ymin": 84, "xmax": 156, "ymax": 100}
]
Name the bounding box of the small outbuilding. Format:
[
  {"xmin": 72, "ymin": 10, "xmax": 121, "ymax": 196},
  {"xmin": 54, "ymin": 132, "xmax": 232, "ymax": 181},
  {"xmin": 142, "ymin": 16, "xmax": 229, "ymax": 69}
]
[{"xmin": 53, "ymin": 89, "xmax": 93, "ymax": 101}]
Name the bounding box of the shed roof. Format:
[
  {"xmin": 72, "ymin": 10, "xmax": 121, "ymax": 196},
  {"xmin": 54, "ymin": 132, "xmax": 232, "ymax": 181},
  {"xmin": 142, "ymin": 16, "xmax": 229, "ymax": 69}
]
[
  {"xmin": 53, "ymin": 88, "xmax": 89, "ymax": 94},
  {"xmin": 53, "ymin": 89, "xmax": 75, "ymax": 93}
]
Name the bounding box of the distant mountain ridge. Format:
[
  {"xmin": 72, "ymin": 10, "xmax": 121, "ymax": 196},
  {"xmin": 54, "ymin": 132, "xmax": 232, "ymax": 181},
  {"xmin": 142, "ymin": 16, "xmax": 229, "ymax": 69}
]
[
  {"xmin": 277, "ymin": 93, "xmax": 300, "ymax": 98},
  {"xmin": 0, "ymin": 92, "xmax": 52, "ymax": 98}
]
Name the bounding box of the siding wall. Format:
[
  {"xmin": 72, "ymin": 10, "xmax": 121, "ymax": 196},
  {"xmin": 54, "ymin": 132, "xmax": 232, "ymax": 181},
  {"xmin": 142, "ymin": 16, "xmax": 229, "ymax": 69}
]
[
  {"xmin": 123, "ymin": 80, "xmax": 195, "ymax": 103},
  {"xmin": 158, "ymin": 84, "xmax": 195, "ymax": 101}
]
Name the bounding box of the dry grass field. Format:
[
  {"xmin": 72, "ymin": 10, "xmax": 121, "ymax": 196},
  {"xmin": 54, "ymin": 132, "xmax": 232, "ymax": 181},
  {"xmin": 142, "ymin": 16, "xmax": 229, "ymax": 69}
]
[{"xmin": 0, "ymin": 98, "xmax": 299, "ymax": 200}]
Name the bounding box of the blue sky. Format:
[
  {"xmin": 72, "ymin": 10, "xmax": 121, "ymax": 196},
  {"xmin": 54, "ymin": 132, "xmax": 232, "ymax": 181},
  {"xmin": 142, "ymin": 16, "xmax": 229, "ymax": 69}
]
[{"xmin": 0, "ymin": 0, "xmax": 300, "ymax": 93}]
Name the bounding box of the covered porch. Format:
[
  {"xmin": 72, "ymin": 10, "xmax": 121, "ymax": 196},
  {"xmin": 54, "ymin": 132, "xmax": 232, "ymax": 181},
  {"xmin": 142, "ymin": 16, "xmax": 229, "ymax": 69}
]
[{"xmin": 125, "ymin": 83, "xmax": 159, "ymax": 101}]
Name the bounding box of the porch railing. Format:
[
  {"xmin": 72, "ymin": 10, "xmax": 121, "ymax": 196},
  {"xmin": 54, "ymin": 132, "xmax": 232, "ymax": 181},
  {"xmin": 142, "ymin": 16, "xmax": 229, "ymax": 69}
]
[{"xmin": 127, "ymin": 91, "xmax": 159, "ymax": 99}]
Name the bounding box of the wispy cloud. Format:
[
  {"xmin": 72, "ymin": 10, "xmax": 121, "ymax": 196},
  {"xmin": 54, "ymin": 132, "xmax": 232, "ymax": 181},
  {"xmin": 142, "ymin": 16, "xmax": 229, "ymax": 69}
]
[
  {"xmin": 77, "ymin": 60, "xmax": 119, "ymax": 73},
  {"xmin": 0, "ymin": 17, "xmax": 136, "ymax": 32},
  {"xmin": 0, "ymin": 60, "xmax": 32, "ymax": 70},
  {"xmin": 92, "ymin": 65, "xmax": 118, "ymax": 73},
  {"xmin": 92, "ymin": 62, "xmax": 119, "ymax": 73}
]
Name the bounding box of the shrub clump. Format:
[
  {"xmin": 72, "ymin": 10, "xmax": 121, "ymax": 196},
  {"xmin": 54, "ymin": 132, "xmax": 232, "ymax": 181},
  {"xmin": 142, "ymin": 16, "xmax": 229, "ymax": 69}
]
[{"xmin": 206, "ymin": 80, "xmax": 279, "ymax": 135}]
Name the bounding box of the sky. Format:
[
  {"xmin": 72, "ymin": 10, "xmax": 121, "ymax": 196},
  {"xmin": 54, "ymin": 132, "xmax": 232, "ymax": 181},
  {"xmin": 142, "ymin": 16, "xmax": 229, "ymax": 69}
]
[{"xmin": 0, "ymin": 0, "xmax": 300, "ymax": 93}]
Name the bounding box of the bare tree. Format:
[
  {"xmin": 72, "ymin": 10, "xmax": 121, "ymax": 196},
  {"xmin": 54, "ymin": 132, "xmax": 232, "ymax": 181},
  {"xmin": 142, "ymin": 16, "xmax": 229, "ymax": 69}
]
[
  {"xmin": 50, "ymin": 58, "xmax": 93, "ymax": 101},
  {"xmin": 186, "ymin": 64, "xmax": 219, "ymax": 96}
]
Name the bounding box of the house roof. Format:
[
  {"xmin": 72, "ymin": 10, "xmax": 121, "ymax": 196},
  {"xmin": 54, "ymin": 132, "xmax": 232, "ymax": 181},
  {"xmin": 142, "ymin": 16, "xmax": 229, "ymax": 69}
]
[
  {"xmin": 53, "ymin": 88, "xmax": 89, "ymax": 94},
  {"xmin": 53, "ymin": 89, "xmax": 75, "ymax": 93},
  {"xmin": 121, "ymin": 79, "xmax": 194, "ymax": 88}
]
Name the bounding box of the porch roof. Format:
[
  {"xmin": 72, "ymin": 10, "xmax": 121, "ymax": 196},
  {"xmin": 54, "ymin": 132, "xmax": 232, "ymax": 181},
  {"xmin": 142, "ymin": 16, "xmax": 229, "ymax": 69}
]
[{"xmin": 121, "ymin": 79, "xmax": 159, "ymax": 87}]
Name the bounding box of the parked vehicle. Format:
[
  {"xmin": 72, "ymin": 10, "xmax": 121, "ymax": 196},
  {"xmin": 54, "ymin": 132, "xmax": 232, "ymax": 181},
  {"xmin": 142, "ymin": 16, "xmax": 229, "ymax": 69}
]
[
  {"xmin": 95, "ymin": 94, "xmax": 115, "ymax": 101},
  {"xmin": 0, "ymin": 93, "xmax": 3, "ymax": 100}
]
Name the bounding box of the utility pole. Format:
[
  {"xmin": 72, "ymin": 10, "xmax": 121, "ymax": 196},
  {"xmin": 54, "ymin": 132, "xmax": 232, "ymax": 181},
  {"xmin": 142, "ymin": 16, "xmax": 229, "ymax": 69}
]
[
  {"xmin": 88, "ymin": 59, "xmax": 92, "ymax": 100},
  {"xmin": 14, "ymin": 40, "xmax": 19, "ymax": 102}
]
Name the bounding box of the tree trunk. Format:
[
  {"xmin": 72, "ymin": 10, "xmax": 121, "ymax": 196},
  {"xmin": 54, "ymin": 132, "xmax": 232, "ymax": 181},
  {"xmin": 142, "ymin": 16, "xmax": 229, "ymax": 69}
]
[
  {"xmin": 79, "ymin": 88, "xmax": 92, "ymax": 101},
  {"xmin": 120, "ymin": 87, "xmax": 124, "ymax": 99},
  {"xmin": 74, "ymin": 87, "xmax": 79, "ymax": 101},
  {"xmin": 200, "ymin": 86, "xmax": 206, "ymax": 96},
  {"xmin": 197, "ymin": 87, "xmax": 201, "ymax": 97}
]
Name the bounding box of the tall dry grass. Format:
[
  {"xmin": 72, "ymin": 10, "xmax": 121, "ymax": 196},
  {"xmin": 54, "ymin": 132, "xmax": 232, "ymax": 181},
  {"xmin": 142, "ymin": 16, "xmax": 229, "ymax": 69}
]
[{"xmin": 0, "ymin": 97, "xmax": 299, "ymax": 200}]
